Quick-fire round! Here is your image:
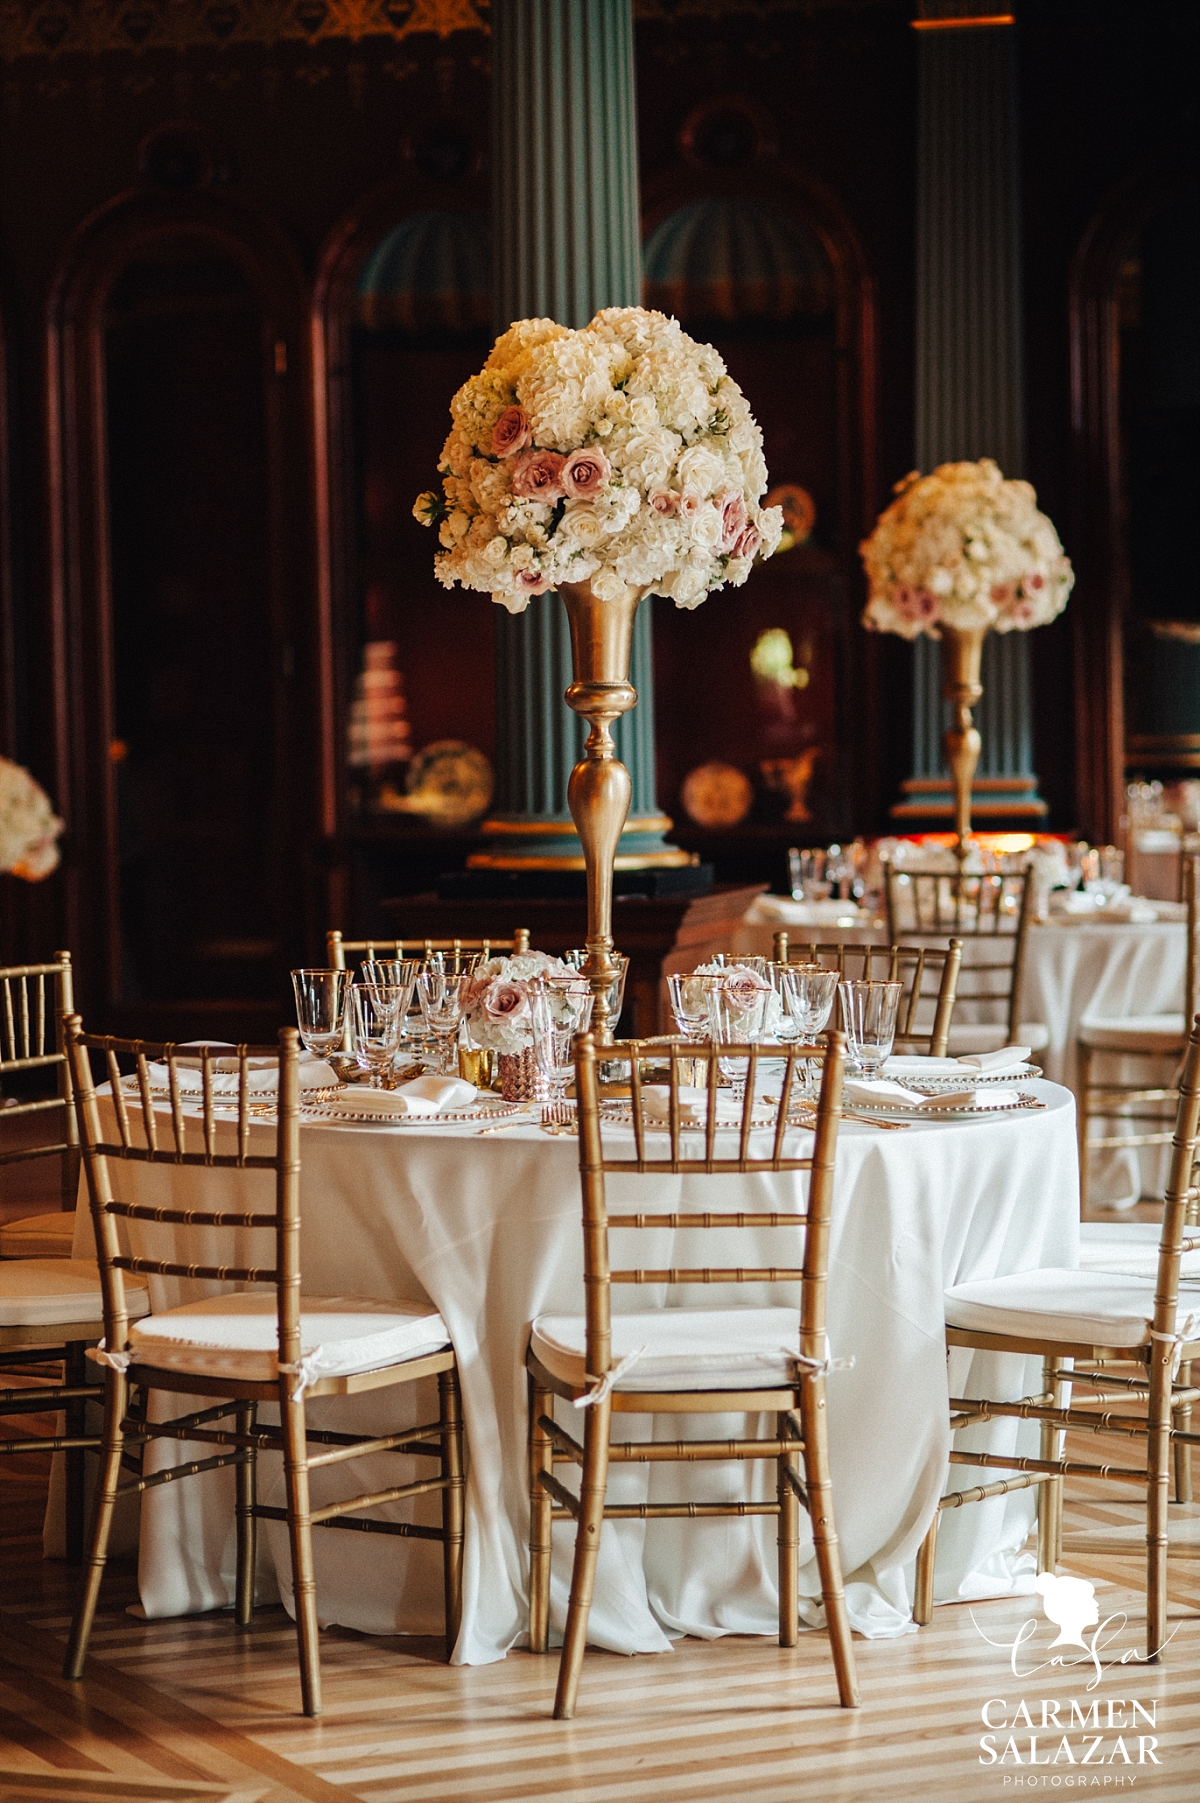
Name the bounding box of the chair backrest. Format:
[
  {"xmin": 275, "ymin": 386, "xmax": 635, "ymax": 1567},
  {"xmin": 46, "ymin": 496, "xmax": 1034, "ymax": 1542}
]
[
  {"xmin": 770, "ymin": 936, "xmax": 963, "ymax": 1058},
  {"xmin": 0, "ymin": 954, "xmax": 78, "ymax": 1190},
  {"xmin": 572, "ymin": 1030, "xmax": 846, "ymax": 1388},
  {"xmin": 1182, "ymin": 855, "xmax": 1199, "ymax": 1026},
  {"xmin": 326, "ymin": 928, "xmax": 530, "ymax": 973},
  {"xmin": 1155, "ymin": 1014, "xmax": 1200, "ymax": 1353},
  {"xmin": 65, "ymin": 1019, "xmax": 301, "ymax": 1371},
  {"xmin": 882, "ymin": 864, "xmax": 1033, "ymax": 1042}
]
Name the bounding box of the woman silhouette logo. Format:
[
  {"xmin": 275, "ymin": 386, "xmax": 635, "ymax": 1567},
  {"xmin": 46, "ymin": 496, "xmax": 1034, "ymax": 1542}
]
[{"xmin": 1035, "ymin": 1572, "xmax": 1100, "ymax": 1649}]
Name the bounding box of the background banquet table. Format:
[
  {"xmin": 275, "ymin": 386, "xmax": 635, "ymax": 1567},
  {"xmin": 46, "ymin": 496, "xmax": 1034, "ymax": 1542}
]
[
  {"xmin": 665, "ymin": 893, "xmax": 1186, "ymax": 1205},
  {"xmin": 67, "ymin": 1077, "xmax": 1078, "ymax": 1663}
]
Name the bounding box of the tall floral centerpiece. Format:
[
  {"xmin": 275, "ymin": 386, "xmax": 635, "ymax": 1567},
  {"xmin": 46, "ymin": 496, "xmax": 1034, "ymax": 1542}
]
[
  {"xmin": 859, "ymin": 459, "xmax": 1073, "ymax": 856},
  {"xmin": 415, "ymin": 306, "xmax": 781, "ymax": 1036},
  {"xmin": 0, "ymin": 758, "xmax": 63, "ymax": 881}
]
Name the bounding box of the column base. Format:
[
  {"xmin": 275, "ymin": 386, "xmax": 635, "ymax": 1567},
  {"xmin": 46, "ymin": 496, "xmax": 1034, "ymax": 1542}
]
[
  {"xmin": 467, "ymin": 814, "xmax": 694, "ymax": 871},
  {"xmin": 891, "ymin": 775, "xmax": 1048, "ymax": 824}
]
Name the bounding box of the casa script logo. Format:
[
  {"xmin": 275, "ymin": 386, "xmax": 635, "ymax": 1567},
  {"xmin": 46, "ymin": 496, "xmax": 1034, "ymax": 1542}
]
[{"xmin": 972, "ymin": 1574, "xmax": 1172, "ymax": 1785}]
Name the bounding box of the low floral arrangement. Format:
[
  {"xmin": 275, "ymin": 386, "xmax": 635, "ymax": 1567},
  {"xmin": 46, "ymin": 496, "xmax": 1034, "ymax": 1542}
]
[
  {"xmin": 859, "ymin": 458, "xmax": 1074, "ymax": 640},
  {"xmin": 414, "ymin": 306, "xmax": 782, "ymax": 613},
  {"xmin": 462, "ymin": 952, "xmax": 584, "ymax": 1056},
  {"xmin": 0, "ymin": 757, "xmax": 63, "ymax": 881}
]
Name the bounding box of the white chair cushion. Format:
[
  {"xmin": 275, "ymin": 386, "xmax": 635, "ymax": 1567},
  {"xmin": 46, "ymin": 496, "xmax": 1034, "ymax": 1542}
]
[
  {"xmin": 1078, "ymin": 1221, "xmax": 1200, "ymax": 1279},
  {"xmin": 0, "ymin": 1259, "xmax": 149, "ymax": 1327},
  {"xmin": 1078, "ymin": 1013, "xmax": 1186, "ymax": 1054},
  {"xmin": 128, "ymin": 1293, "xmax": 450, "ymax": 1385},
  {"xmin": 531, "ymin": 1307, "xmax": 815, "ymax": 1392},
  {"xmin": 944, "ymin": 1265, "xmax": 1200, "ymax": 1347},
  {"xmin": 0, "ymin": 1212, "xmax": 76, "ymax": 1259},
  {"xmin": 944, "ymin": 1021, "xmax": 1050, "ymax": 1056}
]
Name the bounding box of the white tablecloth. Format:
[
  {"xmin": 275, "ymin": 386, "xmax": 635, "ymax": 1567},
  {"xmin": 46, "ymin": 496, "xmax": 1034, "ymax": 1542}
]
[
  {"xmin": 669, "ymin": 894, "xmax": 1187, "ymax": 1205},
  {"xmin": 69, "ymin": 1081, "xmax": 1078, "ymax": 1662}
]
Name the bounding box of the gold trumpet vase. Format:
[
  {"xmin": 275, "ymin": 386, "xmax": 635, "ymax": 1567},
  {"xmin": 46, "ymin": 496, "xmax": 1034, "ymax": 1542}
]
[
  {"xmin": 558, "ymin": 578, "xmax": 649, "ymax": 1043},
  {"xmin": 940, "ymin": 624, "xmax": 988, "ymax": 863}
]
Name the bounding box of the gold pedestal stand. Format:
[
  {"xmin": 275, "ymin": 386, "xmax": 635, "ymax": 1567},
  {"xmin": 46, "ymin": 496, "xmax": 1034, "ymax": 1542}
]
[
  {"xmin": 940, "ymin": 625, "xmax": 987, "ymax": 867},
  {"xmin": 558, "ymin": 579, "xmax": 649, "ymax": 1043}
]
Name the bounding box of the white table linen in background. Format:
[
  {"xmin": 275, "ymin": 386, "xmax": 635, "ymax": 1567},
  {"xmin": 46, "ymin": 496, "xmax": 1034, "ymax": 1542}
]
[
  {"xmin": 69, "ymin": 1081, "xmax": 1078, "ymax": 1661},
  {"xmin": 667, "ymin": 895, "xmax": 1186, "ymax": 1206}
]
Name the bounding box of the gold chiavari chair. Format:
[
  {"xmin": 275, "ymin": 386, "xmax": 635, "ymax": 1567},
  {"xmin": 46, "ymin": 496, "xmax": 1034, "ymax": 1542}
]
[
  {"xmin": 327, "ymin": 927, "xmax": 530, "ymax": 973},
  {"xmin": 527, "ymin": 1030, "xmax": 860, "ymax": 1719},
  {"xmin": 912, "ymin": 1015, "xmax": 1200, "ymax": 1655},
  {"xmin": 61, "ymin": 1022, "xmax": 464, "ymax": 1717},
  {"xmin": 0, "ymin": 954, "xmax": 122, "ymax": 1564},
  {"xmin": 1076, "ymin": 854, "xmax": 1200, "ymax": 1212},
  {"xmin": 882, "ymin": 863, "xmax": 1048, "ymax": 1057},
  {"xmin": 772, "ymin": 934, "xmax": 963, "ymax": 1058}
]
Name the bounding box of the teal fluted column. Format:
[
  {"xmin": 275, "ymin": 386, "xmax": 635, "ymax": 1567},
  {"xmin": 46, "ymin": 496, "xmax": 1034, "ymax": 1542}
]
[
  {"xmin": 472, "ymin": 0, "xmax": 681, "ymax": 871},
  {"xmin": 894, "ymin": 3, "xmax": 1047, "ymax": 827}
]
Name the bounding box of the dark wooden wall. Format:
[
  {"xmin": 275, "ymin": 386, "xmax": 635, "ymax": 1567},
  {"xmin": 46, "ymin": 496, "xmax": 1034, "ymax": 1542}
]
[{"xmin": 0, "ymin": 0, "xmax": 1193, "ymax": 1033}]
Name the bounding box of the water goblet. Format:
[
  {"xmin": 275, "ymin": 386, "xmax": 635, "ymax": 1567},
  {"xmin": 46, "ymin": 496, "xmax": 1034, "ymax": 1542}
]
[
  {"xmin": 667, "ymin": 972, "xmax": 710, "ymax": 1042},
  {"xmin": 348, "ymin": 983, "xmax": 405, "ymax": 1087},
  {"xmin": 416, "ymin": 968, "xmax": 470, "ymax": 1074},
  {"xmin": 530, "ymin": 978, "xmax": 594, "ymax": 1104},
  {"xmin": 291, "ymin": 968, "xmax": 349, "ymax": 1061},
  {"xmin": 838, "ymin": 978, "xmax": 903, "ymax": 1081},
  {"xmin": 361, "ymin": 959, "xmax": 420, "ymax": 1048},
  {"xmin": 562, "ymin": 950, "xmax": 629, "ymax": 1031},
  {"xmin": 779, "ymin": 964, "xmax": 840, "ymax": 1094}
]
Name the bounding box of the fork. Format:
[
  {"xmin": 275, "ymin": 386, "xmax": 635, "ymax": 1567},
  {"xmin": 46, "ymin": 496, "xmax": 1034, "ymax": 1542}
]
[{"xmin": 540, "ymin": 1101, "xmax": 576, "ymax": 1135}]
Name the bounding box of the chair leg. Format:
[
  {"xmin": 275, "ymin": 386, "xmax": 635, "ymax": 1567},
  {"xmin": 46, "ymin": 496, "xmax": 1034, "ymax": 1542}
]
[
  {"xmin": 280, "ymin": 1388, "xmax": 321, "ymax": 1717},
  {"xmin": 1146, "ymin": 1350, "xmax": 1173, "ymax": 1661},
  {"xmin": 800, "ymin": 1378, "xmax": 860, "ymax": 1707},
  {"xmin": 528, "ymin": 1374, "xmax": 553, "ymax": 1654},
  {"xmin": 1173, "ymin": 1362, "xmax": 1193, "ymax": 1504},
  {"xmin": 913, "ymin": 1508, "xmax": 939, "ymax": 1625},
  {"xmin": 777, "ymin": 1410, "xmax": 800, "ymax": 1647},
  {"xmin": 235, "ymin": 1402, "xmax": 257, "ymax": 1627},
  {"xmin": 553, "ymin": 1397, "xmax": 611, "ymax": 1721},
  {"xmin": 439, "ymin": 1366, "xmax": 465, "ymax": 1659},
  {"xmin": 1077, "ymin": 1042, "xmax": 1092, "ymax": 1213},
  {"xmin": 1037, "ymin": 1358, "xmax": 1066, "ymax": 1574},
  {"xmin": 63, "ymin": 1367, "xmax": 127, "ymax": 1679},
  {"xmin": 63, "ymin": 1341, "xmax": 88, "ymax": 1567}
]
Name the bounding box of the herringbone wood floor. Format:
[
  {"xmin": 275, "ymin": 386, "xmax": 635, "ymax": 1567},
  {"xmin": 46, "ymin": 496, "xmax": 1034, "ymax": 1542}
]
[{"xmin": 0, "ymin": 1382, "xmax": 1196, "ymax": 1803}]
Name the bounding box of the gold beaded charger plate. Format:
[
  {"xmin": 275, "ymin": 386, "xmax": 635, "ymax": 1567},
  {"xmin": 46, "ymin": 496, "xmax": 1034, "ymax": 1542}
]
[
  {"xmin": 299, "ymin": 1099, "xmax": 522, "ymax": 1126},
  {"xmin": 844, "ymin": 1091, "xmax": 1047, "ymax": 1121},
  {"xmin": 891, "ymin": 1063, "xmax": 1043, "ymax": 1092}
]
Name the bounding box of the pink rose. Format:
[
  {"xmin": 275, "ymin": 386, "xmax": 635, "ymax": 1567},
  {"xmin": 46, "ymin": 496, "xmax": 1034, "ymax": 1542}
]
[
  {"xmin": 716, "ymin": 487, "xmax": 748, "ymax": 551},
  {"xmin": 1022, "ymin": 572, "xmax": 1045, "ymax": 592},
  {"xmin": 491, "ymin": 405, "xmax": 531, "ymax": 458},
  {"xmin": 678, "ymin": 489, "xmax": 703, "ymax": 521},
  {"xmin": 515, "ymin": 569, "xmax": 552, "ymax": 595},
  {"xmin": 896, "ymin": 584, "xmax": 936, "ymax": 623},
  {"xmin": 990, "ymin": 582, "xmax": 1016, "ymax": 606},
  {"xmin": 721, "ymin": 966, "xmax": 770, "ymax": 1019},
  {"xmin": 512, "ymin": 449, "xmax": 567, "ymax": 501},
  {"xmin": 482, "ymin": 980, "xmax": 529, "ymax": 1024},
  {"xmin": 732, "ymin": 524, "xmax": 762, "ymax": 561},
  {"xmin": 561, "ymin": 446, "xmax": 611, "ymax": 501},
  {"xmin": 648, "ymin": 489, "xmax": 678, "ymax": 515}
]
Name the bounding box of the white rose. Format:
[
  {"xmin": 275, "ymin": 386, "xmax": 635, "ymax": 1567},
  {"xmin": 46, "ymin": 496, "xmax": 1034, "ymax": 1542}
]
[
  {"xmin": 557, "ymin": 504, "xmax": 605, "ymax": 548},
  {"xmin": 676, "ymin": 445, "xmax": 723, "ymax": 497},
  {"xmin": 689, "ymin": 504, "xmax": 723, "ymax": 548}
]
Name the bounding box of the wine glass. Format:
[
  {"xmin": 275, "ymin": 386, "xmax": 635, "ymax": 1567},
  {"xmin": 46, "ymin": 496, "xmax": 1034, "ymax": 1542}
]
[
  {"xmin": 838, "ymin": 979, "xmax": 903, "ymax": 1081},
  {"xmin": 360, "ymin": 960, "xmax": 420, "ymax": 1045},
  {"xmin": 348, "ymin": 984, "xmax": 405, "ymax": 1087},
  {"xmin": 291, "ymin": 969, "xmax": 349, "ymax": 1061},
  {"xmin": 667, "ymin": 972, "xmax": 710, "ymax": 1041},
  {"xmin": 778, "ymin": 964, "xmax": 840, "ymax": 1093},
  {"xmin": 530, "ymin": 978, "xmax": 594, "ymax": 1104},
  {"xmin": 562, "ymin": 950, "xmax": 630, "ymax": 1031},
  {"xmin": 416, "ymin": 968, "xmax": 470, "ymax": 1074}
]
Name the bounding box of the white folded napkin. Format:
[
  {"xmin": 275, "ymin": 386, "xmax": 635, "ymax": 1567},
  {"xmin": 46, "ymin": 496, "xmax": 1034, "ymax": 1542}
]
[
  {"xmin": 641, "ymin": 1085, "xmax": 744, "ymax": 1126},
  {"xmin": 955, "ymin": 1045, "xmax": 1031, "ymax": 1072},
  {"xmin": 145, "ymin": 1048, "xmax": 338, "ymax": 1094},
  {"xmin": 882, "ymin": 1055, "xmax": 963, "ymax": 1077},
  {"xmin": 324, "ymin": 1075, "xmax": 477, "ymax": 1117},
  {"xmin": 844, "ymin": 1077, "xmax": 1022, "ymax": 1111}
]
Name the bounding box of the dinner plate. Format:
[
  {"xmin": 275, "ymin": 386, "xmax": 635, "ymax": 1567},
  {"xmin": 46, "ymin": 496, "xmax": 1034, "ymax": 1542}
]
[
  {"xmin": 300, "ymin": 1101, "xmax": 521, "ymax": 1126},
  {"xmin": 893, "ymin": 1063, "xmax": 1042, "ymax": 1091},
  {"xmin": 844, "ymin": 1091, "xmax": 1047, "ymax": 1120}
]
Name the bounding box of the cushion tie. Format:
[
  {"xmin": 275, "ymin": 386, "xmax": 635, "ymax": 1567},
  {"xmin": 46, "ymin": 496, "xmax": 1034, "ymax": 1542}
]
[
  {"xmin": 277, "ymin": 1347, "xmax": 326, "ymax": 1402},
  {"xmin": 1150, "ymin": 1311, "xmax": 1200, "ymax": 1381},
  {"xmin": 86, "ymin": 1339, "xmax": 132, "ymax": 1374},
  {"xmin": 785, "ymin": 1336, "xmax": 855, "ymax": 1379},
  {"xmin": 574, "ymin": 1346, "xmax": 648, "ymax": 1410}
]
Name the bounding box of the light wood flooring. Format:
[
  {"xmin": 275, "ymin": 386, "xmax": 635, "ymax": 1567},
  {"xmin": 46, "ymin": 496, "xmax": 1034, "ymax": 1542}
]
[{"xmin": 0, "ymin": 1392, "xmax": 1195, "ymax": 1803}]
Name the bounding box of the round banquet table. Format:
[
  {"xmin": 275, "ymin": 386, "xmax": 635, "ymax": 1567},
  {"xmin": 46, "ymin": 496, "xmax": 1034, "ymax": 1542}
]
[
  {"xmin": 64, "ymin": 1077, "xmax": 1080, "ymax": 1663},
  {"xmin": 666, "ymin": 894, "xmax": 1187, "ymax": 1206}
]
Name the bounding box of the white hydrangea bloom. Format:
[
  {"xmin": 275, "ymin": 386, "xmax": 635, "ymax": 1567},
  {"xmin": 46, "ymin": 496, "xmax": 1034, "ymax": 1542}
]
[{"xmin": 416, "ymin": 305, "xmax": 779, "ymax": 612}]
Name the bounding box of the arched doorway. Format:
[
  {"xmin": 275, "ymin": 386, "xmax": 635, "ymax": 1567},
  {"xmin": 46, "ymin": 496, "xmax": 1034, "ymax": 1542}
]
[{"xmin": 47, "ymin": 190, "xmax": 312, "ymax": 1037}]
